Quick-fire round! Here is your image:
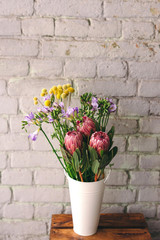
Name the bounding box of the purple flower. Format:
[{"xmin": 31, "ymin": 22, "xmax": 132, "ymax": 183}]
[
  {"xmin": 106, "ymin": 98, "xmax": 114, "ymax": 104},
  {"xmin": 66, "ymin": 107, "xmax": 78, "ymax": 118},
  {"xmin": 59, "ymin": 102, "xmax": 64, "ymax": 109},
  {"xmin": 48, "ymin": 115, "xmax": 54, "ymax": 123},
  {"xmin": 37, "ymin": 107, "xmax": 54, "ymax": 113},
  {"xmin": 91, "ymin": 97, "xmax": 98, "ymax": 111},
  {"xmin": 28, "ymin": 129, "xmax": 40, "ymax": 141},
  {"xmin": 25, "ymin": 112, "xmax": 34, "ymax": 123},
  {"xmin": 44, "ymin": 95, "xmax": 50, "ymax": 101},
  {"xmin": 109, "ymin": 103, "xmax": 117, "ymax": 112}
]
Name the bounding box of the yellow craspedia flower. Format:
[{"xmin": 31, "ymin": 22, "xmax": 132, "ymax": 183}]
[
  {"xmin": 49, "ymin": 89, "xmax": 53, "ymax": 94},
  {"xmin": 64, "ymin": 89, "xmax": 69, "ymax": 96},
  {"xmin": 34, "ymin": 100, "xmax": 38, "ymax": 105},
  {"xmin": 58, "ymin": 88, "xmax": 63, "ymax": 95},
  {"xmin": 52, "ymin": 86, "xmax": 57, "ymax": 91},
  {"xmin": 44, "ymin": 100, "xmax": 51, "ymax": 106},
  {"xmin": 68, "ymin": 87, "xmax": 75, "ymax": 93},
  {"xmin": 33, "ymin": 97, "xmax": 37, "ymax": 101},
  {"xmin": 42, "ymin": 88, "xmax": 47, "ymax": 93},
  {"xmin": 61, "ymin": 93, "xmax": 67, "ymax": 99},
  {"xmin": 57, "ymin": 85, "xmax": 62, "ymax": 90},
  {"xmin": 41, "ymin": 92, "xmax": 45, "ymax": 97},
  {"xmin": 56, "ymin": 93, "xmax": 61, "ymax": 100},
  {"xmin": 66, "ymin": 83, "xmax": 71, "ymax": 88},
  {"xmin": 62, "ymin": 84, "xmax": 68, "ymax": 90}
]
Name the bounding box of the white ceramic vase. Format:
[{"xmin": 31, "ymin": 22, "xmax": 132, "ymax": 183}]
[{"xmin": 66, "ymin": 173, "xmax": 106, "ymax": 236}]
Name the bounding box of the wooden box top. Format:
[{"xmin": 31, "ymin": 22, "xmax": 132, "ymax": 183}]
[{"xmin": 50, "ymin": 213, "xmax": 152, "ymax": 240}]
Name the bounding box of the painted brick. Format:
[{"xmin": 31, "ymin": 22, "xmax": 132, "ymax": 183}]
[
  {"xmin": 158, "ymin": 206, "xmax": 160, "ymax": 219},
  {"xmin": 64, "ymin": 59, "xmax": 96, "ymax": 78},
  {"xmin": 138, "ymin": 188, "xmax": 160, "ymax": 202},
  {"xmin": 34, "ymin": 204, "xmax": 63, "ymax": 218},
  {"xmin": 103, "ymin": 1, "xmax": 160, "ymax": 18},
  {"xmin": 150, "ymin": 100, "xmax": 160, "ymax": 116},
  {"xmin": 76, "ymin": 79, "xmax": 136, "ymax": 97},
  {"xmin": 0, "ymin": 118, "xmax": 8, "ymax": 133},
  {"xmin": 0, "ymin": 80, "xmax": 6, "ymax": 95},
  {"xmin": 13, "ymin": 187, "xmax": 68, "ymax": 203},
  {"xmin": 107, "ymin": 118, "xmax": 138, "ymax": 135},
  {"xmin": 140, "ymin": 117, "xmax": 160, "ymax": 134},
  {"xmin": 0, "ymin": 152, "xmax": 7, "ymax": 169},
  {"xmin": 30, "ymin": 59, "xmax": 62, "ymax": 78},
  {"xmin": 106, "ymin": 41, "xmax": 155, "ymax": 60},
  {"xmin": 0, "ymin": 0, "xmax": 33, "ymax": 16},
  {"xmin": 97, "ymin": 61, "xmax": 127, "ymax": 78},
  {"xmin": 123, "ymin": 21, "xmax": 154, "ymax": 40},
  {"xmin": 0, "ymin": 18, "xmax": 21, "ymax": 36},
  {"xmin": 0, "ymin": 188, "xmax": 11, "ymax": 203},
  {"xmin": 128, "ymin": 136, "xmax": 157, "ymax": 152},
  {"xmin": 55, "ymin": 19, "xmax": 88, "ymax": 37},
  {"xmin": 35, "ymin": 0, "xmax": 102, "ymax": 18},
  {"xmin": 138, "ymin": 81, "xmax": 160, "ymax": 97},
  {"xmin": 42, "ymin": 40, "xmax": 107, "ymax": 58},
  {"xmin": 0, "ymin": 221, "xmax": 46, "ymax": 235},
  {"xmin": 3, "ymin": 204, "xmax": 34, "ymax": 219},
  {"xmin": 2, "ymin": 169, "xmax": 32, "ymax": 185},
  {"xmin": 113, "ymin": 136, "xmax": 126, "ymax": 153},
  {"xmin": 129, "ymin": 62, "xmax": 160, "ymax": 80},
  {"xmin": 101, "ymin": 205, "xmax": 124, "ymax": 214},
  {"xmin": 0, "ymin": 59, "xmax": 28, "ymax": 77},
  {"xmin": 0, "ymin": 97, "xmax": 17, "ymax": 114},
  {"xmin": 103, "ymin": 189, "xmax": 136, "ymax": 203},
  {"xmin": 0, "ymin": 39, "xmax": 38, "ymax": 57},
  {"xmin": 0, "ymin": 134, "xmax": 29, "ymax": 151},
  {"xmin": 105, "ymin": 170, "xmax": 128, "ymax": 186},
  {"xmin": 31, "ymin": 135, "xmax": 60, "ymax": 151},
  {"xmin": 139, "ymin": 155, "xmax": 160, "ymax": 170},
  {"xmin": 34, "ymin": 169, "xmax": 65, "ymax": 185},
  {"xmin": 127, "ymin": 204, "xmax": 156, "ymax": 218},
  {"xmin": 147, "ymin": 220, "xmax": 160, "ymax": 232},
  {"xmin": 118, "ymin": 98, "xmax": 149, "ymax": 116},
  {"xmin": 8, "ymin": 79, "xmax": 68, "ymax": 96},
  {"xmin": 112, "ymin": 154, "xmax": 138, "ymax": 170},
  {"xmin": 11, "ymin": 151, "xmax": 61, "ymax": 168},
  {"xmin": 22, "ymin": 18, "xmax": 54, "ymax": 36},
  {"xmin": 130, "ymin": 171, "xmax": 159, "ymax": 186},
  {"xmin": 89, "ymin": 20, "xmax": 121, "ymax": 38}
]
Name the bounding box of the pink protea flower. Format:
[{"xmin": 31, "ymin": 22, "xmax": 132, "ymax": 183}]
[
  {"xmin": 89, "ymin": 131, "xmax": 110, "ymax": 156},
  {"xmin": 77, "ymin": 116, "xmax": 96, "ymax": 137},
  {"xmin": 64, "ymin": 131, "xmax": 83, "ymax": 155}
]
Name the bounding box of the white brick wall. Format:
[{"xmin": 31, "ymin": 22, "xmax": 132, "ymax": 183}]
[{"xmin": 0, "ymin": 0, "xmax": 160, "ymax": 239}]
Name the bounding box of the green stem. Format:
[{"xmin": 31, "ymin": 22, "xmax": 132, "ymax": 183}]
[{"xmin": 40, "ymin": 128, "xmax": 66, "ymax": 172}]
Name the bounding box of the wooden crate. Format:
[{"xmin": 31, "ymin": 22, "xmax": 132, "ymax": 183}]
[{"xmin": 50, "ymin": 213, "xmax": 152, "ymax": 240}]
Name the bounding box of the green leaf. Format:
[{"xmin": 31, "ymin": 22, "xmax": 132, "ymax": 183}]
[
  {"xmin": 99, "ymin": 146, "xmax": 118, "ymax": 169},
  {"xmin": 88, "ymin": 146, "xmax": 98, "ymax": 162},
  {"xmin": 73, "ymin": 151, "xmax": 80, "ymax": 172},
  {"xmin": 91, "ymin": 160, "xmax": 100, "ymax": 174},
  {"xmin": 75, "ymin": 148, "xmax": 81, "ymax": 160},
  {"xmin": 60, "ymin": 145, "xmax": 71, "ymax": 164},
  {"xmin": 107, "ymin": 126, "xmax": 115, "ymax": 150}
]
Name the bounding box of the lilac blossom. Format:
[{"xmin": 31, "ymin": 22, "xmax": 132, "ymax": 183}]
[
  {"xmin": 91, "ymin": 97, "xmax": 98, "ymax": 111},
  {"xmin": 66, "ymin": 107, "xmax": 79, "ymax": 118},
  {"xmin": 29, "ymin": 129, "xmax": 40, "ymax": 141},
  {"xmin": 59, "ymin": 102, "xmax": 64, "ymax": 109},
  {"xmin": 44, "ymin": 95, "xmax": 50, "ymax": 101},
  {"xmin": 109, "ymin": 103, "xmax": 117, "ymax": 113},
  {"xmin": 48, "ymin": 115, "xmax": 54, "ymax": 123},
  {"xmin": 25, "ymin": 112, "xmax": 34, "ymax": 123},
  {"xmin": 37, "ymin": 107, "xmax": 54, "ymax": 113}
]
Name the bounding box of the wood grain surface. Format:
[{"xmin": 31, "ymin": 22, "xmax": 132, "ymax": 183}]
[{"xmin": 50, "ymin": 214, "xmax": 152, "ymax": 240}]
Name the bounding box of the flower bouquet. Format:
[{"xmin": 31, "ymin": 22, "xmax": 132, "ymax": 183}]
[{"xmin": 22, "ymin": 83, "xmax": 118, "ymax": 236}]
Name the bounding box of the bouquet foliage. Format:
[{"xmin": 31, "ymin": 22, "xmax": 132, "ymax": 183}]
[{"xmin": 22, "ymin": 84, "xmax": 118, "ymax": 182}]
